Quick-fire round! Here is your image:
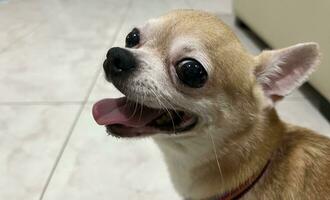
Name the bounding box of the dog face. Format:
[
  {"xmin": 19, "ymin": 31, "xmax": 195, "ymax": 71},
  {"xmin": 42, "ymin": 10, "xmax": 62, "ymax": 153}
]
[{"xmin": 93, "ymin": 10, "xmax": 319, "ymax": 138}]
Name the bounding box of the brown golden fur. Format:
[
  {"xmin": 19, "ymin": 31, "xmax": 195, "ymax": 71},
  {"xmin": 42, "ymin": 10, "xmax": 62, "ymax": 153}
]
[
  {"xmin": 102, "ymin": 9, "xmax": 329, "ymax": 200},
  {"xmin": 242, "ymin": 122, "xmax": 330, "ymax": 200},
  {"xmin": 146, "ymin": 10, "xmax": 330, "ymax": 200}
]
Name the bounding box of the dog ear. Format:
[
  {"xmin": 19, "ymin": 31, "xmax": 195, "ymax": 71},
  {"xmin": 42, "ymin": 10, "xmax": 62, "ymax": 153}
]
[{"xmin": 255, "ymin": 42, "xmax": 320, "ymax": 104}]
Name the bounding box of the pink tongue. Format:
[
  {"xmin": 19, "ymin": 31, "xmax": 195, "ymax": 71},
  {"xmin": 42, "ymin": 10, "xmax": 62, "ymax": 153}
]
[{"xmin": 92, "ymin": 97, "xmax": 164, "ymax": 127}]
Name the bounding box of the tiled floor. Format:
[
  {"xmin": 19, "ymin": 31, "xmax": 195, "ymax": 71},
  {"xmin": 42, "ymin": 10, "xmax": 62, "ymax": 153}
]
[{"xmin": 0, "ymin": 0, "xmax": 329, "ymax": 200}]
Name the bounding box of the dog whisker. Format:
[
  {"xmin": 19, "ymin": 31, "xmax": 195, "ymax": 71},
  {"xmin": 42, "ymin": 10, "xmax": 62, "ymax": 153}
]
[
  {"xmin": 208, "ymin": 132, "xmax": 224, "ymax": 187},
  {"xmin": 126, "ymin": 95, "xmax": 140, "ymax": 121},
  {"xmin": 157, "ymin": 93, "xmax": 183, "ymax": 121},
  {"xmin": 149, "ymin": 87, "xmax": 177, "ymax": 134},
  {"xmin": 138, "ymin": 91, "xmax": 145, "ymax": 121}
]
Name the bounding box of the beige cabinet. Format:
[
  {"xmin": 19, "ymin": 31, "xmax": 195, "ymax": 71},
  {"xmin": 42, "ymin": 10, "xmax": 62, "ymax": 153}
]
[{"xmin": 234, "ymin": 0, "xmax": 330, "ymax": 101}]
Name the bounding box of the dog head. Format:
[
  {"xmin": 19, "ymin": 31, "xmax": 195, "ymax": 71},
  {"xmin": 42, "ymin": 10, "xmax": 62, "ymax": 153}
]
[{"xmin": 92, "ymin": 10, "xmax": 320, "ymax": 138}]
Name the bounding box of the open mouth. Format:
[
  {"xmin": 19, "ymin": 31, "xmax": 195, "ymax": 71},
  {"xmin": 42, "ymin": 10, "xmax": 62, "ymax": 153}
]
[{"xmin": 92, "ymin": 97, "xmax": 198, "ymax": 137}]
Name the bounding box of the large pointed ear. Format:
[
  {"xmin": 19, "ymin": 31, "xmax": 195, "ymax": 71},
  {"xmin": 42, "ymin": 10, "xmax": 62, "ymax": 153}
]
[{"xmin": 255, "ymin": 42, "xmax": 320, "ymax": 104}]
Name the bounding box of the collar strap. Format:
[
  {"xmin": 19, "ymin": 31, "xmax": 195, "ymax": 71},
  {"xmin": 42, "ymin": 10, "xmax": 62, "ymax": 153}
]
[{"xmin": 217, "ymin": 160, "xmax": 270, "ymax": 200}]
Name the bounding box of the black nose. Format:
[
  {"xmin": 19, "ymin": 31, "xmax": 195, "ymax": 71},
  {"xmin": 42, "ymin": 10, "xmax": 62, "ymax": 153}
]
[{"xmin": 104, "ymin": 47, "xmax": 136, "ymax": 77}]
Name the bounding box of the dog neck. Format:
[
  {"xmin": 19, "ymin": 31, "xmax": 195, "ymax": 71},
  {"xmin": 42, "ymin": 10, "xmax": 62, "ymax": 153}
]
[{"xmin": 153, "ymin": 108, "xmax": 284, "ymax": 199}]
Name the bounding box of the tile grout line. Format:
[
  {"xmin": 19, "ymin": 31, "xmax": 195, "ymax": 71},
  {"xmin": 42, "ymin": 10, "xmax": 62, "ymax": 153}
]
[{"xmin": 38, "ymin": 0, "xmax": 134, "ymax": 199}]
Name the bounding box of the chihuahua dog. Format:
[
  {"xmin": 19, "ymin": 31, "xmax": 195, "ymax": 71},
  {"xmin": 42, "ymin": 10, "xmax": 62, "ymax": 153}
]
[{"xmin": 92, "ymin": 10, "xmax": 330, "ymax": 200}]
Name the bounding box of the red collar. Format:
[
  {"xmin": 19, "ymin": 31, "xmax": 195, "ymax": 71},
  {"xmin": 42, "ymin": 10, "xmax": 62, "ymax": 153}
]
[{"xmin": 217, "ymin": 160, "xmax": 270, "ymax": 200}]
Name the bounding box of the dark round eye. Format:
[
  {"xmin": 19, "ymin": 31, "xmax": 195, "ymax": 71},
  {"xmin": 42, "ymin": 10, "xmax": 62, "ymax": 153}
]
[
  {"xmin": 125, "ymin": 28, "xmax": 140, "ymax": 48},
  {"xmin": 176, "ymin": 59, "xmax": 208, "ymax": 88}
]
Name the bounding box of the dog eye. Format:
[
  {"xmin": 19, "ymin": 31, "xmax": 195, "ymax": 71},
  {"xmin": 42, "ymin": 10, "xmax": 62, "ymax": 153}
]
[
  {"xmin": 176, "ymin": 59, "xmax": 208, "ymax": 88},
  {"xmin": 125, "ymin": 28, "xmax": 140, "ymax": 48}
]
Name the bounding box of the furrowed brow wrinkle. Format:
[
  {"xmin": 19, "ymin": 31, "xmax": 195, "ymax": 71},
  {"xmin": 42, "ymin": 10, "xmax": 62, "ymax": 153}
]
[
  {"xmin": 176, "ymin": 58, "xmax": 208, "ymax": 88},
  {"xmin": 125, "ymin": 28, "xmax": 140, "ymax": 48}
]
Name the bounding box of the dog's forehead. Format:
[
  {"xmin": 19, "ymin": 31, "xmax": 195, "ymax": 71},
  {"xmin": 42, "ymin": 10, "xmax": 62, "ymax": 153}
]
[
  {"xmin": 169, "ymin": 36, "xmax": 208, "ymax": 62},
  {"xmin": 140, "ymin": 18, "xmax": 203, "ymax": 50},
  {"xmin": 138, "ymin": 17, "xmax": 172, "ymax": 42},
  {"xmin": 138, "ymin": 15, "xmax": 208, "ymax": 54},
  {"xmin": 139, "ymin": 18, "xmax": 210, "ymax": 63},
  {"xmin": 138, "ymin": 11, "xmax": 235, "ymax": 49},
  {"xmin": 139, "ymin": 18, "xmax": 160, "ymax": 36},
  {"xmin": 139, "ymin": 12, "xmax": 203, "ymax": 38},
  {"xmin": 169, "ymin": 37, "xmax": 201, "ymax": 54}
]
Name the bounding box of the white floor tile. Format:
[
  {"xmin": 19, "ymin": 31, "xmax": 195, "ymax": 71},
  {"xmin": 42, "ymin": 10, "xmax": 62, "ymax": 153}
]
[
  {"xmin": 0, "ymin": 0, "xmax": 49, "ymax": 51},
  {"xmin": 43, "ymin": 1, "xmax": 193, "ymax": 199},
  {"xmin": 42, "ymin": 104, "xmax": 181, "ymax": 200},
  {"xmin": 0, "ymin": 105, "xmax": 80, "ymax": 200},
  {"xmin": 0, "ymin": 0, "xmax": 130, "ymax": 102},
  {"xmin": 276, "ymin": 99, "xmax": 330, "ymax": 136}
]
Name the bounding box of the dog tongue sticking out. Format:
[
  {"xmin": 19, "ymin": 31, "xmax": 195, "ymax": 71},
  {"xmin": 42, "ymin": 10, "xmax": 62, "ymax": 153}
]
[{"xmin": 92, "ymin": 97, "xmax": 164, "ymax": 128}]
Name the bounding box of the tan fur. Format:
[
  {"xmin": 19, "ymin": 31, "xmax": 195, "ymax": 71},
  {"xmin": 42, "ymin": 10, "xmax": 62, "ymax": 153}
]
[{"xmin": 121, "ymin": 10, "xmax": 330, "ymax": 199}]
